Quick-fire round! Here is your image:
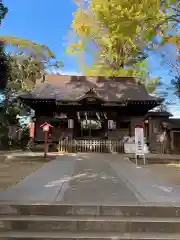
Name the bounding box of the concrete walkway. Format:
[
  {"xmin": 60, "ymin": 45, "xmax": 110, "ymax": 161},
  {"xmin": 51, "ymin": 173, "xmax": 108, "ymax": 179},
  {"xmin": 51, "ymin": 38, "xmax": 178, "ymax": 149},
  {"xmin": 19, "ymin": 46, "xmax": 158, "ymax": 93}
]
[
  {"xmin": 61, "ymin": 153, "xmax": 138, "ymax": 203},
  {"xmin": 0, "ymin": 155, "xmax": 75, "ymax": 202},
  {"xmin": 0, "ymin": 153, "xmax": 139, "ymax": 203},
  {"xmin": 1, "ymin": 153, "xmax": 180, "ymax": 204},
  {"xmin": 109, "ymin": 155, "xmax": 180, "ymax": 203}
]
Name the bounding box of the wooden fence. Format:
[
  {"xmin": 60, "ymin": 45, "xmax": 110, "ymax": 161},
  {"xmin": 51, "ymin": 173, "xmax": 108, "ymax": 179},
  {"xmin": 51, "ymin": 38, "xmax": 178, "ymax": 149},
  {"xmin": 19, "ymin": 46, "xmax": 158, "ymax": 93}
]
[{"xmin": 58, "ymin": 139, "xmax": 124, "ymax": 153}]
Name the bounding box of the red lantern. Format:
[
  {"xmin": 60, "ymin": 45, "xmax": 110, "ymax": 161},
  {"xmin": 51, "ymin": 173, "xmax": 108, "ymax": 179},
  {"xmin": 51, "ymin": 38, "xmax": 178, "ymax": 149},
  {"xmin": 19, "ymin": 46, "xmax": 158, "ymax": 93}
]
[{"xmin": 40, "ymin": 122, "xmax": 53, "ymax": 157}]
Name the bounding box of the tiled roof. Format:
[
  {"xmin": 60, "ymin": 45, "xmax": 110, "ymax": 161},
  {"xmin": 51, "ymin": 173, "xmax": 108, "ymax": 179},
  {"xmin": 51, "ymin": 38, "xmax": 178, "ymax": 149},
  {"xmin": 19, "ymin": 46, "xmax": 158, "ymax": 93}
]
[{"xmin": 20, "ymin": 75, "xmax": 161, "ymax": 102}]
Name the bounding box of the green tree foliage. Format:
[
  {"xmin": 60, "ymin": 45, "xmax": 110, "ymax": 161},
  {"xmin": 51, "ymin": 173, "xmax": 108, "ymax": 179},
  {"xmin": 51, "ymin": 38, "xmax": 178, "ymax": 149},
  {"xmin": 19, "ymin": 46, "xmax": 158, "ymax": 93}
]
[
  {"xmin": 7, "ymin": 53, "xmax": 64, "ymax": 93},
  {"xmin": 69, "ymin": 0, "xmax": 166, "ymax": 69},
  {"xmin": 0, "ymin": 1, "xmax": 63, "ymax": 91},
  {"xmin": 160, "ymin": 0, "xmax": 179, "ymax": 51},
  {"xmin": 68, "ymin": 0, "xmax": 179, "ymax": 93},
  {"xmin": 0, "ymin": 1, "xmax": 8, "ymax": 24},
  {"xmin": 0, "ymin": 41, "xmax": 10, "ymax": 90},
  {"xmin": 132, "ymin": 61, "xmax": 161, "ymax": 93},
  {"xmin": 0, "ymin": 2, "xmax": 9, "ymax": 90},
  {"xmin": 0, "ymin": 1, "xmax": 62, "ymax": 147},
  {"xmin": 0, "ymin": 36, "xmax": 56, "ymax": 61},
  {"xmin": 0, "ymin": 53, "xmax": 63, "ymax": 142},
  {"xmin": 6, "ymin": 53, "xmax": 63, "ymax": 110},
  {"xmin": 161, "ymin": 50, "xmax": 180, "ymax": 98}
]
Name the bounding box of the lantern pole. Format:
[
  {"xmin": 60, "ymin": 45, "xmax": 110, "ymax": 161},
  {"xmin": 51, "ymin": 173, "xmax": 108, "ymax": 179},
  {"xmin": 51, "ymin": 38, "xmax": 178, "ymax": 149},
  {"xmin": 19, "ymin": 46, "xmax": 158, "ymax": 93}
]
[
  {"xmin": 40, "ymin": 122, "xmax": 53, "ymax": 158},
  {"xmin": 44, "ymin": 131, "xmax": 48, "ymax": 158}
]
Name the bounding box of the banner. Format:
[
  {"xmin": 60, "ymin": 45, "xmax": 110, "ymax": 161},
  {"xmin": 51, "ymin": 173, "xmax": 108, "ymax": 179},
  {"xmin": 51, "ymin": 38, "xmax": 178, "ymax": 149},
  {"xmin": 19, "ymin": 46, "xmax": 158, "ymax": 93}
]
[
  {"xmin": 68, "ymin": 119, "xmax": 74, "ymax": 129},
  {"xmin": 135, "ymin": 126, "xmax": 144, "ymax": 155},
  {"xmin": 108, "ymin": 120, "xmax": 116, "ymax": 129},
  {"xmin": 28, "ymin": 122, "xmax": 35, "ymax": 138}
]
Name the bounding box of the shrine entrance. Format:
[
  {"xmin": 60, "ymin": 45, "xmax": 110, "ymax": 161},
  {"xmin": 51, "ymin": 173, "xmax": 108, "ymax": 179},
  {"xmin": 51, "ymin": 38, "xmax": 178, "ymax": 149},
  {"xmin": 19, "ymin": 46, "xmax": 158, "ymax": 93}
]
[
  {"xmin": 81, "ymin": 119, "xmax": 105, "ymax": 138},
  {"xmin": 74, "ymin": 111, "xmax": 107, "ymax": 139}
]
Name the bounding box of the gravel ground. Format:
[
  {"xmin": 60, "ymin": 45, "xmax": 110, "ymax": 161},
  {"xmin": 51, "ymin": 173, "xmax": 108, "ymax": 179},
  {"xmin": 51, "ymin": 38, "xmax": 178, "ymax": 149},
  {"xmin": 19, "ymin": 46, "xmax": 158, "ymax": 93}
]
[
  {"xmin": 0, "ymin": 156, "xmax": 53, "ymax": 191},
  {"xmin": 144, "ymin": 163, "xmax": 180, "ymax": 186}
]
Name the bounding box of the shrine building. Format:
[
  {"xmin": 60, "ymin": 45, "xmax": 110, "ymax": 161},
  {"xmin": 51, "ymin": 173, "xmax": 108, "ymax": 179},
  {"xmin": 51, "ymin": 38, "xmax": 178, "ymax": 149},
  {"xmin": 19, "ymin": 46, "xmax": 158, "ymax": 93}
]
[{"xmin": 19, "ymin": 75, "xmax": 180, "ymax": 153}]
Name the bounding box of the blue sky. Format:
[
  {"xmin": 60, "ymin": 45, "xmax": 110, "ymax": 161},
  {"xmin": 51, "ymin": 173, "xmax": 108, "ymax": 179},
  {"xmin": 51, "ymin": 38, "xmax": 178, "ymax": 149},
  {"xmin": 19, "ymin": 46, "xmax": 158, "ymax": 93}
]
[
  {"xmin": 1, "ymin": 0, "xmax": 180, "ymax": 117},
  {"xmin": 1, "ymin": 0, "xmax": 79, "ymax": 74}
]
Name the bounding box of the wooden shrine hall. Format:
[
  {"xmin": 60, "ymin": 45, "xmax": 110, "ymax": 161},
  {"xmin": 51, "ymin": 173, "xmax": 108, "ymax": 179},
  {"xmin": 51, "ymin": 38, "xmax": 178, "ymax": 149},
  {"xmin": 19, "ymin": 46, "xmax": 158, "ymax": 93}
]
[{"xmin": 19, "ymin": 75, "xmax": 164, "ymax": 153}]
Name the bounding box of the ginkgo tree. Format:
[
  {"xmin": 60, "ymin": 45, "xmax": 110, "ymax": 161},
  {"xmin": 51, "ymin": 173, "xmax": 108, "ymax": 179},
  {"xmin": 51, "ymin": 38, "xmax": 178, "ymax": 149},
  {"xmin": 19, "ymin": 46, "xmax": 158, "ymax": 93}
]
[
  {"xmin": 160, "ymin": 0, "xmax": 179, "ymax": 50},
  {"xmin": 68, "ymin": 0, "xmax": 179, "ymax": 93}
]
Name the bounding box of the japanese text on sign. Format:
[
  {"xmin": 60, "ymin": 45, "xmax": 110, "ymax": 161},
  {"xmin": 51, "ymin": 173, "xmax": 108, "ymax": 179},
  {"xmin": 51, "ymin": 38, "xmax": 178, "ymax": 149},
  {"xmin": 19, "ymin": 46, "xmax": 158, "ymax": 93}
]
[{"xmin": 135, "ymin": 126, "xmax": 144, "ymax": 155}]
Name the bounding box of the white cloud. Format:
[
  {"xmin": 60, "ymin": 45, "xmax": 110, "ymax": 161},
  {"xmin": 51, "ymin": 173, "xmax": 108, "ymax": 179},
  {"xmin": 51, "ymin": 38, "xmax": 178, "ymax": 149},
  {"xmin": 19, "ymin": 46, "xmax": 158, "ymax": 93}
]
[
  {"xmin": 170, "ymin": 112, "xmax": 180, "ymax": 118},
  {"xmin": 169, "ymin": 105, "xmax": 180, "ymax": 118},
  {"xmin": 50, "ymin": 69, "xmax": 82, "ymax": 76}
]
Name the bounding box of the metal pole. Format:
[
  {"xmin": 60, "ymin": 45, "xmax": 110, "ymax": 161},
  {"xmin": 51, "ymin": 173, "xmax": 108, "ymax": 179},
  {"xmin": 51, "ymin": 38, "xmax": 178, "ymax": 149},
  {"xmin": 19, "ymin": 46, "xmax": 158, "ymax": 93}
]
[
  {"xmin": 44, "ymin": 131, "xmax": 48, "ymax": 158},
  {"xmin": 135, "ymin": 154, "xmax": 138, "ymax": 165},
  {"xmin": 143, "ymin": 154, "xmax": 146, "ymax": 165}
]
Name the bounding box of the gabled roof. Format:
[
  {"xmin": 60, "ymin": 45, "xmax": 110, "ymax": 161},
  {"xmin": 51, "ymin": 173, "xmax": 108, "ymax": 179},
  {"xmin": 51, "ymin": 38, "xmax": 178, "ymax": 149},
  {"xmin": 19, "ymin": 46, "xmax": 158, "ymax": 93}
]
[{"xmin": 20, "ymin": 75, "xmax": 162, "ymax": 103}]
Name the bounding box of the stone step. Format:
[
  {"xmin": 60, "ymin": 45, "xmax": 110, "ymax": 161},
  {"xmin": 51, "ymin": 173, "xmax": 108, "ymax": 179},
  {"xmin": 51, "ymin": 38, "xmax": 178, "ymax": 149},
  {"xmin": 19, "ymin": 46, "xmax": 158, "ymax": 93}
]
[
  {"xmin": 1, "ymin": 204, "xmax": 180, "ymax": 218},
  {"xmin": 0, "ymin": 231, "xmax": 180, "ymax": 239},
  {"xmin": 1, "ymin": 216, "xmax": 180, "ymax": 233}
]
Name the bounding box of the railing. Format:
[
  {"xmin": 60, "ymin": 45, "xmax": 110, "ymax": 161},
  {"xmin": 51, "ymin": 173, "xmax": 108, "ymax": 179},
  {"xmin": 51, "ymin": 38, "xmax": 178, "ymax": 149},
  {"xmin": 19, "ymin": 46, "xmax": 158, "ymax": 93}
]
[{"xmin": 58, "ymin": 139, "xmax": 124, "ymax": 153}]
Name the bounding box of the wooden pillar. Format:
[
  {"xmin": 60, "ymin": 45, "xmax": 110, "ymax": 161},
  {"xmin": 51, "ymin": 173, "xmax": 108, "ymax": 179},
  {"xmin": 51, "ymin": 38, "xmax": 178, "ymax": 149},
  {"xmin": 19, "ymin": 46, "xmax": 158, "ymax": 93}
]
[
  {"xmin": 104, "ymin": 119, "xmax": 108, "ymax": 138},
  {"xmin": 129, "ymin": 120, "xmax": 131, "ymax": 137},
  {"xmin": 144, "ymin": 120, "xmax": 149, "ymax": 140},
  {"xmin": 68, "ymin": 119, "xmax": 74, "ymax": 140},
  {"xmin": 170, "ymin": 130, "xmax": 174, "ymax": 151},
  {"xmin": 148, "ymin": 117, "xmax": 152, "ymax": 140},
  {"xmin": 34, "ymin": 116, "xmax": 37, "ymax": 142}
]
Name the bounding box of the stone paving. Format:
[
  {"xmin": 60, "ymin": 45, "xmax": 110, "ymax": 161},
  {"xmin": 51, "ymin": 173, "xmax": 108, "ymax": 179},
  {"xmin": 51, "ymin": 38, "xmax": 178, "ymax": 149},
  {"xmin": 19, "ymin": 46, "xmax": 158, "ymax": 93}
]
[
  {"xmin": 61, "ymin": 153, "xmax": 138, "ymax": 203},
  {"xmin": 109, "ymin": 155, "xmax": 180, "ymax": 203},
  {"xmin": 0, "ymin": 155, "xmax": 75, "ymax": 202},
  {"xmin": 0, "ymin": 153, "xmax": 139, "ymax": 203},
  {"xmin": 1, "ymin": 152, "xmax": 180, "ymax": 204}
]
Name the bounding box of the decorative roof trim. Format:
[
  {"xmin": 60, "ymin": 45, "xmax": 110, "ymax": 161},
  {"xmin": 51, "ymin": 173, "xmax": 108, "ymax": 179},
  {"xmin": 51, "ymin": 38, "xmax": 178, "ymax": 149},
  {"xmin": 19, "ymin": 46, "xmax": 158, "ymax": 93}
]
[
  {"xmin": 21, "ymin": 98, "xmax": 160, "ymax": 104},
  {"xmin": 76, "ymin": 88, "xmax": 104, "ymax": 102}
]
